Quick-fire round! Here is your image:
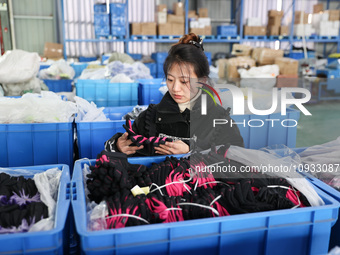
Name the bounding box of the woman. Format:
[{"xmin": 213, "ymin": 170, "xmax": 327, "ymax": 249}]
[{"xmin": 105, "ymin": 33, "xmax": 244, "ymax": 156}]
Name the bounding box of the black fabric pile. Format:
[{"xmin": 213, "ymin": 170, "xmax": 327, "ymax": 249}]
[
  {"xmin": 86, "ymin": 146, "xmax": 311, "ymax": 229},
  {"xmin": 0, "ymin": 173, "xmax": 48, "ymax": 233}
]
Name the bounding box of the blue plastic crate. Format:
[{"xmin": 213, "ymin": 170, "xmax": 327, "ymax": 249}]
[
  {"xmin": 94, "ymin": 13, "xmax": 110, "ymax": 27},
  {"xmin": 94, "ymin": 25, "xmax": 110, "ymax": 37},
  {"xmin": 205, "ymin": 52, "xmax": 212, "ymax": 65},
  {"xmin": 0, "ymin": 164, "xmax": 70, "ymax": 254},
  {"xmin": 0, "ymin": 122, "xmax": 74, "ymax": 168},
  {"xmin": 231, "ymin": 108, "xmax": 300, "ymax": 149},
  {"xmin": 138, "ymin": 78, "xmax": 166, "ymax": 105},
  {"xmin": 71, "ymin": 63, "xmax": 89, "ymax": 78},
  {"xmin": 144, "ymin": 62, "xmax": 156, "ymax": 74},
  {"xmin": 76, "ymin": 105, "xmax": 136, "ymax": 159},
  {"xmin": 94, "ymin": 4, "xmax": 107, "ymax": 13},
  {"xmin": 71, "ymin": 158, "xmax": 339, "ymax": 255},
  {"xmin": 79, "ymin": 56, "xmax": 97, "ymax": 62},
  {"xmin": 43, "ymin": 79, "xmax": 73, "ymax": 93},
  {"xmin": 111, "ymin": 26, "xmax": 125, "ymax": 36},
  {"xmin": 76, "ymin": 79, "xmax": 138, "ymax": 107},
  {"xmin": 302, "ymin": 172, "xmax": 340, "ymax": 251},
  {"xmin": 111, "ymin": 16, "xmax": 126, "ymax": 26},
  {"xmin": 128, "ymin": 53, "xmax": 143, "ymax": 61},
  {"xmin": 316, "ymin": 69, "xmax": 340, "ymax": 93},
  {"xmin": 217, "ymin": 25, "xmax": 237, "ymax": 36},
  {"xmin": 109, "ymin": 3, "xmax": 126, "ymax": 16},
  {"xmin": 287, "ymin": 51, "xmax": 315, "ymax": 60},
  {"xmin": 151, "ymin": 52, "xmax": 168, "ymax": 65},
  {"xmin": 39, "ymin": 64, "xmax": 50, "ymax": 71}
]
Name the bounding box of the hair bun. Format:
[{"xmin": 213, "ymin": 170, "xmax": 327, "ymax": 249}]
[{"xmin": 175, "ymin": 33, "xmax": 204, "ymax": 51}]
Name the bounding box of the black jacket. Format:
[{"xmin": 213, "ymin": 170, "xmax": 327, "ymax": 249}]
[{"xmin": 105, "ymin": 91, "xmax": 244, "ymax": 156}]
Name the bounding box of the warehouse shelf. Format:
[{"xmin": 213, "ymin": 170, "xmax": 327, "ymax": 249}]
[{"xmin": 61, "ymin": 0, "xmax": 340, "ymax": 59}]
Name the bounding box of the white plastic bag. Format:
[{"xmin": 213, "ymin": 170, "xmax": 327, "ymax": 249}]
[
  {"xmin": 0, "ymin": 49, "xmax": 40, "ymax": 84},
  {"xmin": 39, "ymin": 59, "xmax": 75, "ymax": 80},
  {"xmin": 75, "ymin": 96, "xmax": 109, "ymax": 122},
  {"xmin": 30, "ymin": 168, "xmax": 62, "ymax": 232},
  {"xmin": 0, "ymin": 91, "xmax": 77, "ymax": 123},
  {"xmin": 238, "ymin": 64, "xmax": 279, "ymax": 90}
]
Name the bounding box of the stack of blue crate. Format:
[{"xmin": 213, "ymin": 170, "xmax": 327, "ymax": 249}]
[
  {"xmin": 151, "ymin": 52, "xmax": 168, "ymax": 78},
  {"xmin": 93, "ymin": 4, "xmax": 110, "ymax": 37},
  {"xmin": 110, "ymin": 3, "xmax": 126, "ymax": 36}
]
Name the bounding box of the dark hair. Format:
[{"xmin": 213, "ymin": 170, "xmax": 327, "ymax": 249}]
[{"xmin": 163, "ymin": 33, "xmax": 210, "ymax": 78}]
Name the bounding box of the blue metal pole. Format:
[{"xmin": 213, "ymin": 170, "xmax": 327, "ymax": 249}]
[
  {"xmin": 185, "ymin": 0, "xmax": 189, "ymax": 34},
  {"xmin": 289, "ymin": 0, "xmax": 296, "ymax": 57},
  {"xmin": 125, "ymin": 0, "xmax": 129, "ymax": 54},
  {"xmin": 61, "ymin": 0, "xmax": 67, "ymax": 60},
  {"xmin": 239, "ymin": 0, "xmax": 244, "ymax": 42}
]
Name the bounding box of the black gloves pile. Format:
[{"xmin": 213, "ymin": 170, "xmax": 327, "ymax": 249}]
[
  {"xmin": 86, "ymin": 148, "xmax": 311, "ymax": 229},
  {"xmin": 0, "ymin": 173, "xmax": 48, "ymax": 233}
]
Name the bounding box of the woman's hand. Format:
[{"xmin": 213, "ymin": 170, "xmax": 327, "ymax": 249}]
[
  {"xmin": 155, "ymin": 140, "xmax": 189, "ymax": 155},
  {"xmin": 116, "ymin": 132, "xmax": 144, "ymax": 155}
]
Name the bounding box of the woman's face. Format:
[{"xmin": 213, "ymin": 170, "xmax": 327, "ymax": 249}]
[{"xmin": 166, "ymin": 63, "xmax": 198, "ymax": 104}]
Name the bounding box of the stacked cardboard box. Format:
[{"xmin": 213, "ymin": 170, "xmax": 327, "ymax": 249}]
[
  {"xmin": 131, "ymin": 22, "xmax": 157, "ymax": 35},
  {"xmin": 252, "ymin": 47, "xmax": 284, "ymax": 65},
  {"xmin": 189, "ymin": 8, "xmax": 212, "ymax": 35},
  {"xmin": 267, "ymin": 10, "xmax": 284, "ymax": 36},
  {"xmin": 231, "ymin": 44, "xmax": 252, "ymax": 56},
  {"xmin": 218, "ymin": 57, "xmax": 255, "ymax": 81},
  {"xmin": 274, "ymin": 57, "xmax": 299, "ymax": 87},
  {"xmin": 157, "ymin": 3, "xmax": 185, "ymax": 35},
  {"xmin": 311, "ymin": 5, "xmax": 340, "ymax": 36},
  {"xmin": 243, "ymin": 26, "xmax": 266, "ymax": 36}
]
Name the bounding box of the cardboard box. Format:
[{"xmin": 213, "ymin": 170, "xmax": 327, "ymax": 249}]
[
  {"xmin": 295, "ymin": 11, "xmax": 309, "ymax": 24},
  {"xmin": 226, "ymin": 56, "xmax": 256, "ymax": 81},
  {"xmin": 198, "ymin": 8, "xmax": 208, "ymax": 17},
  {"xmin": 244, "ymin": 26, "xmax": 253, "ymax": 35},
  {"xmin": 173, "ymin": 2, "xmax": 184, "ymax": 16},
  {"xmin": 267, "ymin": 25, "xmax": 280, "ymax": 36},
  {"xmin": 268, "ymin": 10, "xmax": 284, "ymax": 17},
  {"xmin": 172, "ymin": 23, "xmax": 185, "ymax": 35},
  {"xmin": 251, "ymin": 47, "xmax": 266, "ymax": 62},
  {"xmin": 276, "ymin": 74, "xmax": 299, "ymax": 88},
  {"xmin": 141, "ymin": 22, "xmax": 157, "ymax": 35},
  {"xmin": 275, "ymin": 57, "xmax": 299, "ymax": 75},
  {"xmin": 257, "ymin": 48, "xmax": 284, "ymax": 65},
  {"xmin": 231, "ymin": 44, "xmax": 253, "ymax": 56},
  {"xmin": 189, "ymin": 27, "xmax": 205, "ymax": 35},
  {"xmin": 157, "ymin": 12, "xmax": 167, "ymax": 24},
  {"xmin": 188, "ymin": 10, "xmax": 197, "ymax": 18},
  {"xmin": 280, "ymin": 26, "xmax": 289, "ymax": 35},
  {"xmin": 313, "ymin": 3, "xmax": 323, "ymax": 13},
  {"xmin": 157, "ymin": 4, "xmax": 167, "ymax": 12},
  {"xmin": 167, "ymin": 14, "xmax": 185, "ymax": 23},
  {"xmin": 44, "ymin": 42, "xmax": 63, "ymax": 59},
  {"xmin": 204, "ymin": 26, "xmax": 212, "ymax": 35},
  {"xmin": 253, "ymin": 26, "xmax": 266, "ymax": 35},
  {"xmin": 158, "ymin": 23, "xmax": 172, "ymax": 35},
  {"xmin": 131, "ymin": 23, "xmax": 141, "ymax": 35},
  {"xmin": 268, "ymin": 16, "xmax": 282, "ymax": 26},
  {"xmin": 327, "ymin": 10, "xmax": 340, "ymax": 21}
]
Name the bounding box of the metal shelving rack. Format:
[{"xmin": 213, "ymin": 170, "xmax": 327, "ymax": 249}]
[{"xmin": 61, "ymin": 0, "xmax": 340, "ymax": 59}]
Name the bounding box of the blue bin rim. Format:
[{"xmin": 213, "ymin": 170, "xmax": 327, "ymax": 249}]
[
  {"xmin": 71, "ymin": 158, "xmax": 340, "ymax": 238},
  {"xmin": 0, "ymin": 164, "xmax": 70, "ymax": 238}
]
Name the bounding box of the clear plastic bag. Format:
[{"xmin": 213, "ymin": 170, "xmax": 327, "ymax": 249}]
[
  {"xmin": 0, "ymin": 91, "xmax": 77, "ymax": 123},
  {"xmin": 39, "ymin": 59, "xmax": 75, "ymax": 80},
  {"xmin": 226, "ymin": 145, "xmax": 324, "ymax": 207},
  {"xmin": 0, "ymin": 167, "xmax": 62, "ymax": 232},
  {"xmin": 75, "ymin": 96, "xmax": 109, "ymax": 122}
]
